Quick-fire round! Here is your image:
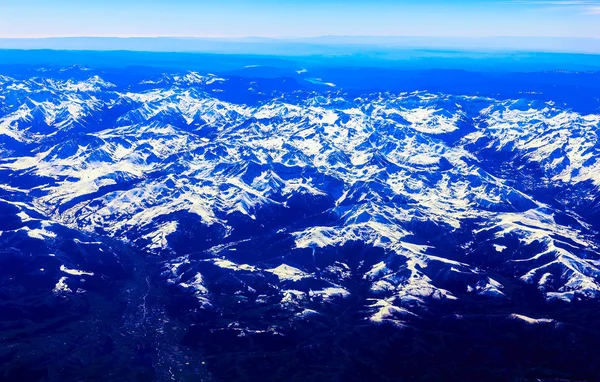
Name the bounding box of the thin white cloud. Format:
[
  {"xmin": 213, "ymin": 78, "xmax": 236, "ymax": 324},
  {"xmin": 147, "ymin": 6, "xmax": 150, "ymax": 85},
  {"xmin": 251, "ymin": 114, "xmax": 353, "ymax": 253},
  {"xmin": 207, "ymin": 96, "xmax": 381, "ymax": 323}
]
[
  {"xmin": 586, "ymin": 5, "xmax": 600, "ymax": 13},
  {"xmin": 516, "ymin": 0, "xmax": 600, "ymax": 4},
  {"xmin": 513, "ymin": 0, "xmax": 600, "ymax": 14}
]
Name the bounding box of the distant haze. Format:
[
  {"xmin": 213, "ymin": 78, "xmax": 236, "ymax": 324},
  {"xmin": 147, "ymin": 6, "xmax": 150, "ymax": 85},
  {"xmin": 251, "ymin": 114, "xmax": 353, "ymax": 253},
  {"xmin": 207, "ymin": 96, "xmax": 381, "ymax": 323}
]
[{"xmin": 0, "ymin": 36, "xmax": 600, "ymax": 55}]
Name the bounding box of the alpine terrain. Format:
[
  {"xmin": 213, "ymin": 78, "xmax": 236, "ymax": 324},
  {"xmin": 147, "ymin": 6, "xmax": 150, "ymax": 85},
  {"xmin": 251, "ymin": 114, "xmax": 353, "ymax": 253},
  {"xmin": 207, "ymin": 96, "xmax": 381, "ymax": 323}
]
[{"xmin": 1, "ymin": 60, "xmax": 600, "ymax": 381}]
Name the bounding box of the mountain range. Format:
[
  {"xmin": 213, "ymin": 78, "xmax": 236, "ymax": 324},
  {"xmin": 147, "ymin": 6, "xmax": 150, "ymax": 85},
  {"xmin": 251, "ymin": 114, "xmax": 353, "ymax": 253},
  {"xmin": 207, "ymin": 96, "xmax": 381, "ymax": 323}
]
[{"xmin": 1, "ymin": 63, "xmax": 600, "ymax": 381}]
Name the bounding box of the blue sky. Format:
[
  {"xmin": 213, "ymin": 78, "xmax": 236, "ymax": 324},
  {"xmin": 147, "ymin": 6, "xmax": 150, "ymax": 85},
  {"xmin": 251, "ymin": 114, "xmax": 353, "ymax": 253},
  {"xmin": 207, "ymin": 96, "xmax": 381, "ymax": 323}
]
[{"xmin": 0, "ymin": 0, "xmax": 599, "ymax": 38}]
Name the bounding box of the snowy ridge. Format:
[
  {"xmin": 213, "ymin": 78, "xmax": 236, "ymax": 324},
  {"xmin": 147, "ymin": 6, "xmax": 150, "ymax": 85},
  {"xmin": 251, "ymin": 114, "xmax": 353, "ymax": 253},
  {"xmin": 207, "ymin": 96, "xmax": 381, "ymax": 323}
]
[{"xmin": 1, "ymin": 70, "xmax": 600, "ymax": 329}]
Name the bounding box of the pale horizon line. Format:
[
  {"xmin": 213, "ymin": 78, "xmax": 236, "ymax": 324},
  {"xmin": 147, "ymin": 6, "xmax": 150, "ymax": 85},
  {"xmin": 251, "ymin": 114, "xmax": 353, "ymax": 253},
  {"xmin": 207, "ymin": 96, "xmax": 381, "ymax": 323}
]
[{"xmin": 0, "ymin": 35, "xmax": 599, "ymax": 40}]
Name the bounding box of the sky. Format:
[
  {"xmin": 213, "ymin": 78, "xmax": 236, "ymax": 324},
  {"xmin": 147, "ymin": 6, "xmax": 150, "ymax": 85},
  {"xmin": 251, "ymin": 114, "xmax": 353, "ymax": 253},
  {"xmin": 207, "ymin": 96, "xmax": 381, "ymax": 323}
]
[{"xmin": 0, "ymin": 0, "xmax": 599, "ymax": 39}]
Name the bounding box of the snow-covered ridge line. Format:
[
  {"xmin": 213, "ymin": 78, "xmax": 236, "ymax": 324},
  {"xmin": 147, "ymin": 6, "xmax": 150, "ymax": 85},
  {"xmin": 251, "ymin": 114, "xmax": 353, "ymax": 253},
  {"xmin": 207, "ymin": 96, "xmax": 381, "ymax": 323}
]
[{"xmin": 1, "ymin": 69, "xmax": 600, "ymax": 325}]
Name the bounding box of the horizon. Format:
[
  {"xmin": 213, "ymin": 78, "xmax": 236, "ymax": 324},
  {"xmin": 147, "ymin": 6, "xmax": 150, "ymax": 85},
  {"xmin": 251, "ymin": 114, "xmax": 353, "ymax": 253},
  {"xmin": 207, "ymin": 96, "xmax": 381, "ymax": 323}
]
[
  {"xmin": 3, "ymin": 35, "xmax": 600, "ymax": 40},
  {"xmin": 1, "ymin": 35, "xmax": 600, "ymax": 55}
]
